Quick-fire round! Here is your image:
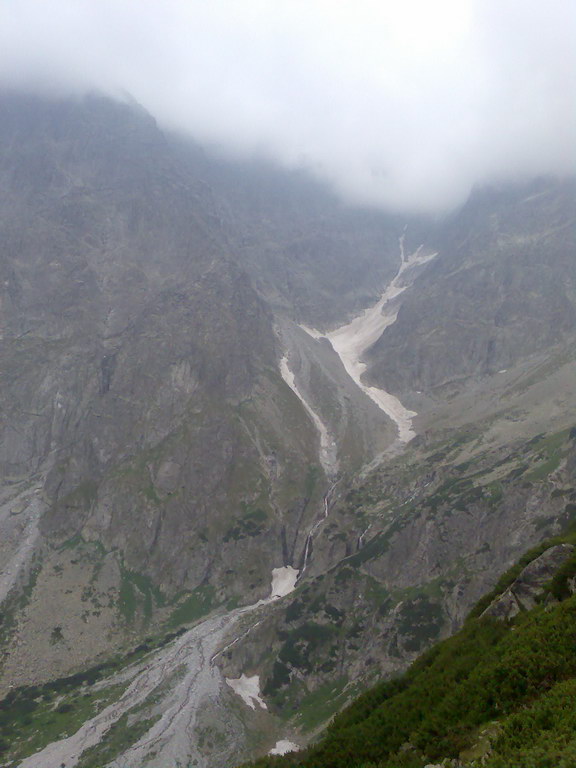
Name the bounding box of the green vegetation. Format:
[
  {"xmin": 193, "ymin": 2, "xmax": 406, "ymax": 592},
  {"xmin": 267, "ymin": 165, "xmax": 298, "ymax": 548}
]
[
  {"xmin": 165, "ymin": 584, "xmax": 217, "ymax": 629},
  {"xmin": 0, "ymin": 675, "xmax": 126, "ymax": 764},
  {"xmin": 242, "ymin": 531, "xmax": 576, "ymax": 768},
  {"xmin": 394, "ymin": 595, "xmax": 444, "ymax": 653},
  {"xmin": 0, "ymin": 624, "xmax": 190, "ymax": 764},
  {"xmin": 304, "ymin": 464, "xmax": 320, "ymax": 498},
  {"xmin": 223, "ymin": 504, "xmax": 269, "ymax": 542},
  {"xmin": 295, "ymin": 677, "xmax": 349, "ymax": 733},
  {"xmin": 523, "ymin": 428, "xmax": 572, "ymax": 482},
  {"xmin": 277, "ymin": 623, "xmax": 337, "ymax": 673},
  {"xmin": 118, "ymin": 564, "xmax": 165, "ymax": 623}
]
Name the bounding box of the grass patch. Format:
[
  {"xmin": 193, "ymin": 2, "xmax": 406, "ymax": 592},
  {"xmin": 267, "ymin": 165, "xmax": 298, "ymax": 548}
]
[
  {"xmin": 166, "ymin": 584, "xmax": 217, "ymax": 629},
  {"xmin": 296, "ymin": 677, "xmax": 349, "ymax": 732},
  {"xmin": 523, "ymin": 427, "xmax": 572, "ymax": 483},
  {"xmin": 245, "ymin": 592, "xmax": 576, "ymax": 768},
  {"xmin": 118, "ymin": 565, "xmax": 165, "ymax": 624},
  {"xmin": 0, "ymin": 682, "xmax": 126, "ymax": 763}
]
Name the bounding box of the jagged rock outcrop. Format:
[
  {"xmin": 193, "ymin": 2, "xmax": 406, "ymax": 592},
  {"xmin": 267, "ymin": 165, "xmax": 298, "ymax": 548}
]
[
  {"xmin": 482, "ymin": 543, "xmax": 575, "ymax": 619},
  {"xmin": 0, "ymin": 91, "xmax": 326, "ymax": 685}
]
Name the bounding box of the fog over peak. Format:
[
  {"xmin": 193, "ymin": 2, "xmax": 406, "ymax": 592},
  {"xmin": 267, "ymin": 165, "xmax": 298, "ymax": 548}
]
[{"xmin": 1, "ymin": 0, "xmax": 574, "ymax": 213}]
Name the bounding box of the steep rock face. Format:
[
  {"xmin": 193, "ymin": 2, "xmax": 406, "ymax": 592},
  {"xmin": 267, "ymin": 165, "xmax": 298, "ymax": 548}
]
[
  {"xmin": 368, "ymin": 178, "xmax": 576, "ymax": 397},
  {"xmin": 1, "ymin": 91, "xmax": 275, "ymax": 565},
  {"xmin": 0, "ymin": 91, "xmax": 412, "ymax": 690},
  {"xmin": 482, "ymin": 543, "xmax": 575, "ymax": 619},
  {"xmin": 0, "ymin": 92, "xmax": 265, "ymax": 478},
  {"xmin": 0, "ymin": 92, "xmax": 328, "ymax": 684}
]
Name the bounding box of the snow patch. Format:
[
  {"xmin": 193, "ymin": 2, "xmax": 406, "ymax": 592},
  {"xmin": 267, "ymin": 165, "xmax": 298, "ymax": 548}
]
[
  {"xmin": 279, "ymin": 355, "xmax": 338, "ymax": 476},
  {"xmin": 298, "ymin": 324, "xmax": 323, "ymax": 340},
  {"xmin": 302, "ymin": 236, "xmax": 436, "ymax": 444},
  {"xmin": 225, "ymin": 674, "xmax": 267, "ymax": 710},
  {"xmin": 269, "ymin": 740, "xmax": 299, "ymax": 755},
  {"xmin": 222, "ymin": 567, "xmax": 298, "ymax": 708},
  {"xmin": 271, "ymin": 566, "xmax": 299, "ymax": 598}
]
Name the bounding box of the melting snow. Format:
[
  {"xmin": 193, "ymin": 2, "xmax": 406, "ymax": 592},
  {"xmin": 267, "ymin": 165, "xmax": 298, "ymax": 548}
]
[
  {"xmin": 269, "ymin": 740, "xmax": 299, "ymax": 755},
  {"xmin": 225, "ymin": 674, "xmax": 267, "ymax": 710},
  {"xmin": 271, "ymin": 566, "xmax": 299, "ymax": 598},
  {"xmin": 279, "ymin": 355, "xmax": 338, "ymax": 477},
  {"xmin": 302, "ymin": 236, "xmax": 436, "ymax": 444},
  {"xmin": 20, "ymin": 560, "xmax": 302, "ymax": 765}
]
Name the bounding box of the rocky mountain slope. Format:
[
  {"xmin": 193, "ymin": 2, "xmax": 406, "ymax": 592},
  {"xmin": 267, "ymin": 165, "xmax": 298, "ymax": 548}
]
[
  {"xmin": 243, "ymin": 528, "xmax": 576, "ymax": 768},
  {"xmin": 216, "ymin": 425, "xmax": 576, "ymax": 746},
  {"xmin": 0, "ymin": 90, "xmax": 409, "ymax": 693},
  {"xmin": 0, "ymin": 90, "xmax": 574, "ymax": 767},
  {"xmin": 368, "ymin": 177, "xmax": 576, "ymax": 398}
]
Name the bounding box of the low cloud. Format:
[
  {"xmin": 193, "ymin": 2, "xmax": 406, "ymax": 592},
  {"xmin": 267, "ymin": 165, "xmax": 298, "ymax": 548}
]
[{"xmin": 1, "ymin": 0, "xmax": 574, "ymax": 213}]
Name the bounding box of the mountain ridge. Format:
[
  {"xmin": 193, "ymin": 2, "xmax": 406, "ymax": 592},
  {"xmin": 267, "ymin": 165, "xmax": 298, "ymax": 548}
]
[{"xmin": 0, "ymin": 90, "xmax": 574, "ymax": 767}]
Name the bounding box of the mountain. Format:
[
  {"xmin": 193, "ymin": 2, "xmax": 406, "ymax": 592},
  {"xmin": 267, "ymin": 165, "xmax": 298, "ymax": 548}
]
[{"xmin": 0, "ymin": 90, "xmax": 574, "ymax": 767}]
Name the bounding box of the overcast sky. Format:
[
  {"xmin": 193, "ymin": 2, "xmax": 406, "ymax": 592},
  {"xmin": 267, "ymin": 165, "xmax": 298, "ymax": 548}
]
[{"xmin": 1, "ymin": 0, "xmax": 574, "ymax": 213}]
